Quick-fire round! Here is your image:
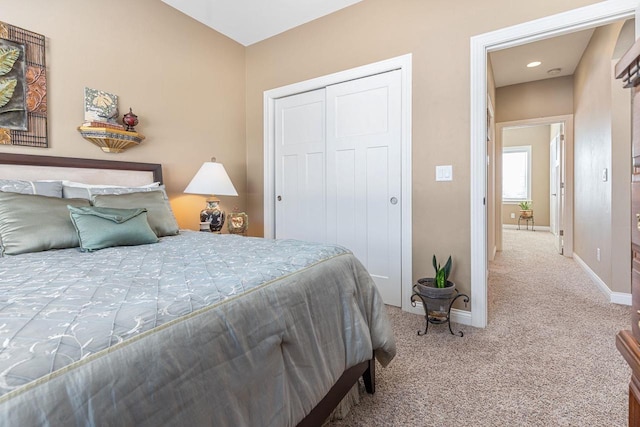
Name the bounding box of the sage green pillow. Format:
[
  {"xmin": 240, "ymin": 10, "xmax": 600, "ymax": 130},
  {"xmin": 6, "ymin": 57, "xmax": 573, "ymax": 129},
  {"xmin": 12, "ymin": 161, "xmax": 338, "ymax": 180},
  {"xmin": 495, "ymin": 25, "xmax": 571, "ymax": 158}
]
[
  {"xmin": 0, "ymin": 192, "xmax": 90, "ymax": 255},
  {"xmin": 68, "ymin": 206, "xmax": 158, "ymax": 252},
  {"xmin": 92, "ymin": 191, "xmax": 179, "ymax": 237}
]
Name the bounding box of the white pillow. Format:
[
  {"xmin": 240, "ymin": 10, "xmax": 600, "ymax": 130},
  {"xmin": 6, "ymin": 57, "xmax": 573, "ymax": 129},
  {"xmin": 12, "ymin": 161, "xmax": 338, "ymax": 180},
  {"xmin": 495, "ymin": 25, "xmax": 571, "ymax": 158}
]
[
  {"xmin": 61, "ymin": 180, "xmax": 160, "ymax": 188},
  {"xmin": 0, "ymin": 179, "xmax": 63, "ymax": 197},
  {"xmin": 62, "ymin": 182, "xmax": 162, "ymax": 199}
]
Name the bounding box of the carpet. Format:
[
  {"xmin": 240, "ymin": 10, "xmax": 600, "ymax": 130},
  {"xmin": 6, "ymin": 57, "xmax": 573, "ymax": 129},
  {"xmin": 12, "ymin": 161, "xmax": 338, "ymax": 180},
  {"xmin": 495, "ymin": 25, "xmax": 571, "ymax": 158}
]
[{"xmin": 330, "ymin": 229, "xmax": 631, "ymax": 426}]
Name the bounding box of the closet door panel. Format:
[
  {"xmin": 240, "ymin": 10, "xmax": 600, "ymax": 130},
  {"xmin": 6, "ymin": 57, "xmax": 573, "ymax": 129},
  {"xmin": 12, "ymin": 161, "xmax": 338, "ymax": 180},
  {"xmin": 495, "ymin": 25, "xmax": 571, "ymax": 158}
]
[
  {"xmin": 275, "ymin": 89, "xmax": 326, "ymax": 243},
  {"xmin": 326, "ymin": 70, "xmax": 402, "ymax": 307},
  {"xmin": 335, "ymin": 149, "xmax": 359, "ymax": 256}
]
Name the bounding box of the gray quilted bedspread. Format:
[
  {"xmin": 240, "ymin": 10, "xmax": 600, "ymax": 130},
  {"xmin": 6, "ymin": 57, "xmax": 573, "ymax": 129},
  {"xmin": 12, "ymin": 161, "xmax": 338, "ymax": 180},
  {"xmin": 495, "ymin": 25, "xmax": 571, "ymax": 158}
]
[{"xmin": 0, "ymin": 231, "xmax": 395, "ymax": 426}]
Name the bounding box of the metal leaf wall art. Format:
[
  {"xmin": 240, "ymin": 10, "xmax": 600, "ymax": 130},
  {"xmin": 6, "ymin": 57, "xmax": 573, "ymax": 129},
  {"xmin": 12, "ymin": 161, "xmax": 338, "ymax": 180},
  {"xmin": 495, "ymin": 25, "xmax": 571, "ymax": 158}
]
[
  {"xmin": 0, "ymin": 46, "xmax": 19, "ymax": 110},
  {"xmin": 0, "ymin": 46, "xmax": 19, "ymax": 75},
  {"xmin": 0, "ymin": 77, "xmax": 16, "ymax": 108},
  {"xmin": 0, "ymin": 38, "xmax": 26, "ymax": 130},
  {"xmin": 0, "ymin": 21, "xmax": 47, "ymax": 147}
]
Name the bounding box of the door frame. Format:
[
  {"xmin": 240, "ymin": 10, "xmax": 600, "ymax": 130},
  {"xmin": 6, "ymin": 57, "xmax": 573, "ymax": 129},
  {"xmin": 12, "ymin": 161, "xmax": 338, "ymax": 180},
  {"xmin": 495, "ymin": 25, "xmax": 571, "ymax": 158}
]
[
  {"xmin": 470, "ymin": 0, "xmax": 636, "ymax": 328},
  {"xmin": 263, "ymin": 54, "xmax": 413, "ymax": 310},
  {"xmin": 495, "ymin": 115, "xmax": 574, "ymax": 257}
]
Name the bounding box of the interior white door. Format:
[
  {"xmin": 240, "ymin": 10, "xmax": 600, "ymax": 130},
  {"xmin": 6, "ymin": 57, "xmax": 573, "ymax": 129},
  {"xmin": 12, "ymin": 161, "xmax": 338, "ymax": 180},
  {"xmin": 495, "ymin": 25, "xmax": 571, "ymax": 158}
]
[
  {"xmin": 549, "ymin": 123, "xmax": 565, "ymax": 254},
  {"xmin": 274, "ymin": 89, "xmax": 327, "ymax": 243},
  {"xmin": 550, "ymin": 135, "xmax": 559, "ymax": 235},
  {"xmin": 326, "ymin": 70, "xmax": 402, "ymax": 307},
  {"xmin": 558, "ymin": 123, "xmax": 566, "ymax": 254}
]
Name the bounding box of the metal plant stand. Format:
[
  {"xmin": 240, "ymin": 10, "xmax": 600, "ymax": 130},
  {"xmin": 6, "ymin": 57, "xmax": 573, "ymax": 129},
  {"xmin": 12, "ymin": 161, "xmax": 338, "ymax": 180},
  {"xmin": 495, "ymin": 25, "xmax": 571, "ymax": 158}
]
[{"xmin": 411, "ymin": 284, "xmax": 469, "ymax": 337}]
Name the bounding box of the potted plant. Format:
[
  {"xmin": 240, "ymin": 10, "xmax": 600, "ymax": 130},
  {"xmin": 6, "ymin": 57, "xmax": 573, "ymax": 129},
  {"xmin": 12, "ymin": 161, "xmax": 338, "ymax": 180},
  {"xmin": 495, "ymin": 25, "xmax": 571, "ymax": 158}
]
[
  {"xmin": 415, "ymin": 255, "xmax": 456, "ymax": 318},
  {"xmin": 518, "ymin": 200, "xmax": 533, "ymax": 218}
]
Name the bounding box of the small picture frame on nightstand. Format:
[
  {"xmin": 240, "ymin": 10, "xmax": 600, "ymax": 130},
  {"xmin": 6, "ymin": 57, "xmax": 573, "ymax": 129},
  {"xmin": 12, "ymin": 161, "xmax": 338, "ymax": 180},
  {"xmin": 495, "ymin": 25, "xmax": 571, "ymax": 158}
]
[{"xmin": 228, "ymin": 212, "xmax": 248, "ymax": 235}]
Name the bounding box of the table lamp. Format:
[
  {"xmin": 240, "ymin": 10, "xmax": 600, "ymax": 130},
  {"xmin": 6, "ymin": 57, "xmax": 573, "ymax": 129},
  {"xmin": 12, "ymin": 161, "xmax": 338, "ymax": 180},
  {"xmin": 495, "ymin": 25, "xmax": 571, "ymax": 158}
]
[{"xmin": 184, "ymin": 158, "xmax": 238, "ymax": 232}]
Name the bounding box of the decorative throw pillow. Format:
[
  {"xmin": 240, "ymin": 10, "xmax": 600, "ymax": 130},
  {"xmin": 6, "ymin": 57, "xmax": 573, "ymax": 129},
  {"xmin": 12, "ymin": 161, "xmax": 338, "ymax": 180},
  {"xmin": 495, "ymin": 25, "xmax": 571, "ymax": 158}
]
[
  {"xmin": 92, "ymin": 191, "xmax": 179, "ymax": 237},
  {"xmin": 0, "ymin": 179, "xmax": 63, "ymax": 198},
  {"xmin": 62, "ymin": 182, "xmax": 162, "ymax": 199},
  {"xmin": 0, "ymin": 192, "xmax": 90, "ymax": 255},
  {"xmin": 68, "ymin": 206, "xmax": 158, "ymax": 252}
]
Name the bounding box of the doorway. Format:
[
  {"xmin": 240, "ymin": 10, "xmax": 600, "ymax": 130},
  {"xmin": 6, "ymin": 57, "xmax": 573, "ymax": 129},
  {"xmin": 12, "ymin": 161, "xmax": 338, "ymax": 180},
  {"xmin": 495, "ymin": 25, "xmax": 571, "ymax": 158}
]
[
  {"xmin": 496, "ymin": 116, "xmax": 574, "ymax": 258},
  {"xmin": 470, "ymin": 0, "xmax": 636, "ymax": 328}
]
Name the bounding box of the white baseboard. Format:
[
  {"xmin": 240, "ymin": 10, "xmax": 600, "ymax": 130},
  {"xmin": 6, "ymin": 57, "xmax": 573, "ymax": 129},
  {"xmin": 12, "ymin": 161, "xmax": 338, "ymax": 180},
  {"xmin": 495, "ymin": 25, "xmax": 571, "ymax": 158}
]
[
  {"xmin": 502, "ymin": 224, "xmax": 551, "ymax": 231},
  {"xmin": 406, "ymin": 303, "xmax": 472, "ymax": 326},
  {"xmin": 573, "ymin": 253, "xmax": 631, "ymax": 306},
  {"xmin": 451, "ymin": 308, "xmax": 472, "ymax": 325},
  {"xmin": 611, "ymin": 292, "xmax": 633, "ymax": 306}
]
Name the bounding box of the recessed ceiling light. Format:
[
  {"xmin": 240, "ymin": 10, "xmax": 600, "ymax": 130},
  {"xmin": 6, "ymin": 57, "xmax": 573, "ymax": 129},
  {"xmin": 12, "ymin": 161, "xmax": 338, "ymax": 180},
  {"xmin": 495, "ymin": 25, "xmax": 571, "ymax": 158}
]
[
  {"xmin": 547, "ymin": 67, "xmax": 562, "ymax": 75},
  {"xmin": 527, "ymin": 61, "xmax": 542, "ymax": 68}
]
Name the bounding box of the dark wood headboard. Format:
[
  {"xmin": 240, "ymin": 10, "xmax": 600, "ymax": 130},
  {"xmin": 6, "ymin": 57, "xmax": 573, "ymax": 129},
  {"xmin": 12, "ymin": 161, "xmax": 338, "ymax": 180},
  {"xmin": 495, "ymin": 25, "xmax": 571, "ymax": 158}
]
[{"xmin": 0, "ymin": 153, "xmax": 163, "ymax": 183}]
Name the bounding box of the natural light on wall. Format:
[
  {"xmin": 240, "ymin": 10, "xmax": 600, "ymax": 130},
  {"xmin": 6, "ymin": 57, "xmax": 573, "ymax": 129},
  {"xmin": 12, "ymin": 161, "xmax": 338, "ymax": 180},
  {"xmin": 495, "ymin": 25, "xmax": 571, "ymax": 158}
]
[{"xmin": 502, "ymin": 145, "xmax": 531, "ymax": 201}]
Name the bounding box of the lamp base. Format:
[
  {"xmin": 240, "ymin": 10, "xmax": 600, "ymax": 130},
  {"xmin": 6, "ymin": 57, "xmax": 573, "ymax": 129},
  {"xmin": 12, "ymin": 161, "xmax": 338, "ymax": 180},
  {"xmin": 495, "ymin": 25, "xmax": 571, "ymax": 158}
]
[{"xmin": 200, "ymin": 199, "xmax": 225, "ymax": 232}]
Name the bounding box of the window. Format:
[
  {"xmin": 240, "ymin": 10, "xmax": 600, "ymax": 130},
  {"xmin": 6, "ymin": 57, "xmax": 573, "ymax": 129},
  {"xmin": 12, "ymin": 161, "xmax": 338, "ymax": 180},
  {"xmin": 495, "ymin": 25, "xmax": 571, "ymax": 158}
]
[{"xmin": 502, "ymin": 145, "xmax": 531, "ymax": 202}]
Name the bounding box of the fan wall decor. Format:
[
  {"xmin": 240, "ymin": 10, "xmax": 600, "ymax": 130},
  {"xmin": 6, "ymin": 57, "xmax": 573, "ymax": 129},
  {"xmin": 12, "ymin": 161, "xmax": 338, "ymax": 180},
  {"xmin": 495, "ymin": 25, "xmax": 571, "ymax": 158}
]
[{"xmin": 0, "ymin": 22, "xmax": 47, "ymax": 148}]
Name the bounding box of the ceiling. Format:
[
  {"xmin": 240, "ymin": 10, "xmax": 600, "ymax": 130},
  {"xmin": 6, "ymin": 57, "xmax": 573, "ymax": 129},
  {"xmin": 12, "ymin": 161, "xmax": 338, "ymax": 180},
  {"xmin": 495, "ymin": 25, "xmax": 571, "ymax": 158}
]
[
  {"xmin": 489, "ymin": 29, "xmax": 595, "ymax": 88},
  {"xmin": 161, "ymin": 0, "xmax": 363, "ymax": 46},
  {"xmin": 162, "ymin": 1, "xmax": 631, "ymax": 87}
]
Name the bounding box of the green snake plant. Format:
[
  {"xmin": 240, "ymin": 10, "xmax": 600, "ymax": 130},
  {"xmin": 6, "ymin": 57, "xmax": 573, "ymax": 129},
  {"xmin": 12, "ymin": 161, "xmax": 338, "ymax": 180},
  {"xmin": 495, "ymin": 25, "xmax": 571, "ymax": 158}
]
[
  {"xmin": 518, "ymin": 200, "xmax": 532, "ymax": 210},
  {"xmin": 432, "ymin": 255, "xmax": 452, "ymax": 288}
]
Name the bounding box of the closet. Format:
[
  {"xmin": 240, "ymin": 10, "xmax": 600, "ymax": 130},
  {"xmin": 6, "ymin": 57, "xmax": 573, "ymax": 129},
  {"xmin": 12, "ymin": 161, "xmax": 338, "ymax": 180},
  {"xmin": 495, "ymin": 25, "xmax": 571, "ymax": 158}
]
[{"xmin": 274, "ymin": 70, "xmax": 402, "ymax": 307}]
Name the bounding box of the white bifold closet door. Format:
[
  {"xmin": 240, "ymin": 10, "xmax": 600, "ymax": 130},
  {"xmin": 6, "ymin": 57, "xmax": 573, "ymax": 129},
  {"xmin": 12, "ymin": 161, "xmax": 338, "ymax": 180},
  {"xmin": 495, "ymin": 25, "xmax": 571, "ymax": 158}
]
[{"xmin": 275, "ymin": 70, "xmax": 402, "ymax": 307}]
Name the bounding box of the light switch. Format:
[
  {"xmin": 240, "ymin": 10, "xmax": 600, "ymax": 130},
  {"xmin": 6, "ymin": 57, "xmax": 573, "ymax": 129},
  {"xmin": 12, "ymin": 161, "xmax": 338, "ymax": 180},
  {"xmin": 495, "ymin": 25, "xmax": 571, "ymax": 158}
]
[{"xmin": 436, "ymin": 165, "xmax": 453, "ymax": 182}]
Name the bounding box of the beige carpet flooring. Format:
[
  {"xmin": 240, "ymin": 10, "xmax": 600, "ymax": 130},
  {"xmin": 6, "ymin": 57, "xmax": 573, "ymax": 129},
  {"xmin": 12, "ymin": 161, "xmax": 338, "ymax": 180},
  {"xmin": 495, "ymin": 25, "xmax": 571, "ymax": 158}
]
[{"xmin": 330, "ymin": 229, "xmax": 631, "ymax": 426}]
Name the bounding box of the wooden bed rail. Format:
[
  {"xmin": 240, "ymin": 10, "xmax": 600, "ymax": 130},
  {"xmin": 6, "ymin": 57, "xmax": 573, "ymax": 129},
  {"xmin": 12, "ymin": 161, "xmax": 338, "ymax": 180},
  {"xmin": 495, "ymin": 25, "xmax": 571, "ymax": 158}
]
[{"xmin": 297, "ymin": 359, "xmax": 375, "ymax": 427}]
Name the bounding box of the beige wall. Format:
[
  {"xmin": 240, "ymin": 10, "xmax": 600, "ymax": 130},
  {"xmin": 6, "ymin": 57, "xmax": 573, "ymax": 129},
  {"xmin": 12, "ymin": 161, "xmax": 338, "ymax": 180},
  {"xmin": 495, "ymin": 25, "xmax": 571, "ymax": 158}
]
[
  {"xmin": 0, "ymin": 0, "xmax": 247, "ymax": 232},
  {"xmin": 611, "ymin": 57, "xmax": 632, "ymax": 294},
  {"xmin": 573, "ymin": 22, "xmax": 624, "ymax": 291},
  {"xmin": 495, "ymin": 76, "xmax": 574, "ymax": 123},
  {"xmin": 245, "ymin": 0, "xmax": 600, "ymax": 298},
  {"xmin": 610, "ymin": 19, "xmax": 634, "ymax": 295},
  {"xmin": 501, "ymin": 126, "xmax": 551, "ymax": 227}
]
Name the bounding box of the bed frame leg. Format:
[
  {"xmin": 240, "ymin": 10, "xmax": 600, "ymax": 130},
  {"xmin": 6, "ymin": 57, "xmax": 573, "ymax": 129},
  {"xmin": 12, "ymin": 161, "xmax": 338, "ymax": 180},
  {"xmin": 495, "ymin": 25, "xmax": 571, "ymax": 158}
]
[{"xmin": 362, "ymin": 358, "xmax": 375, "ymax": 394}]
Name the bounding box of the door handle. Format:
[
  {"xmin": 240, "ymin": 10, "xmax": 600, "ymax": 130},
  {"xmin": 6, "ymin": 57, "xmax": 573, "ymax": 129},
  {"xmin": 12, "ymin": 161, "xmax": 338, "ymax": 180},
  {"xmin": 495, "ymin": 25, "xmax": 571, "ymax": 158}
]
[
  {"xmin": 390, "ymin": 197, "xmax": 398, "ymax": 205},
  {"xmin": 277, "ymin": 195, "xmax": 282, "ymax": 201}
]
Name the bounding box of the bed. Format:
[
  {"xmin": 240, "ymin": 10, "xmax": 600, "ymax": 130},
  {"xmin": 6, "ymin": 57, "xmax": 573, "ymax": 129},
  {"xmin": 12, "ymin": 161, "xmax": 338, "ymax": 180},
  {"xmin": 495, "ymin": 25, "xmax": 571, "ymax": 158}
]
[{"xmin": 0, "ymin": 153, "xmax": 396, "ymax": 426}]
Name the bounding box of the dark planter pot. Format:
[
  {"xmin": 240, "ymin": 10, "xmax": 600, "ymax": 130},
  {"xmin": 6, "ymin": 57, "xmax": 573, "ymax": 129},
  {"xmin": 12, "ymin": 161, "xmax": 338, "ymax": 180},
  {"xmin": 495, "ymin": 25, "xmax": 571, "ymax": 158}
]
[{"xmin": 415, "ymin": 278, "xmax": 456, "ymax": 319}]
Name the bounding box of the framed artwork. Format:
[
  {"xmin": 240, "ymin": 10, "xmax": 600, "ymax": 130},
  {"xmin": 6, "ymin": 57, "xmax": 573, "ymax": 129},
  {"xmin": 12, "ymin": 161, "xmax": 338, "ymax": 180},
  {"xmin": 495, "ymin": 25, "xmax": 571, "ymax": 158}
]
[
  {"xmin": 0, "ymin": 21, "xmax": 47, "ymax": 147},
  {"xmin": 84, "ymin": 87, "xmax": 118, "ymax": 123},
  {"xmin": 228, "ymin": 211, "xmax": 248, "ymax": 235}
]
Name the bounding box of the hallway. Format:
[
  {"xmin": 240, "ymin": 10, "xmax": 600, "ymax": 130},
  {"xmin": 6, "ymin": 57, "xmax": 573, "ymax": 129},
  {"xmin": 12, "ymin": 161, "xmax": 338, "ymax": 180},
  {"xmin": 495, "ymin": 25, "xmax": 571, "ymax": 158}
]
[{"xmin": 332, "ymin": 228, "xmax": 631, "ymax": 425}]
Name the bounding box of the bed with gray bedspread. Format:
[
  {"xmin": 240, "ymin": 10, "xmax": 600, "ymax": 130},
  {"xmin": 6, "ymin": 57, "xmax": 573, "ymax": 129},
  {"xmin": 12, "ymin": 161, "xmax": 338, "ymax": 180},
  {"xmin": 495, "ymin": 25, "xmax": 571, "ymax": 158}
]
[{"xmin": 0, "ymin": 231, "xmax": 395, "ymax": 426}]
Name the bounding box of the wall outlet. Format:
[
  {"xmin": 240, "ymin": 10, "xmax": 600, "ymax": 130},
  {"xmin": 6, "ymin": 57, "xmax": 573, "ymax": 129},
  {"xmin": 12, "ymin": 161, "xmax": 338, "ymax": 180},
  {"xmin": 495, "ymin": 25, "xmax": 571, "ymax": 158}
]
[
  {"xmin": 597, "ymin": 247, "xmax": 601, "ymax": 261},
  {"xmin": 510, "ymin": 213, "xmax": 515, "ymax": 219}
]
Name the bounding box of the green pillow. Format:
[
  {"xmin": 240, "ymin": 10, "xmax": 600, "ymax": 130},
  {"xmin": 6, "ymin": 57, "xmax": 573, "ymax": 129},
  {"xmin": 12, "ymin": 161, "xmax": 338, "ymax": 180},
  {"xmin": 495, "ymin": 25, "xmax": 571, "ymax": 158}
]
[
  {"xmin": 0, "ymin": 192, "xmax": 90, "ymax": 255},
  {"xmin": 92, "ymin": 191, "xmax": 179, "ymax": 237},
  {"xmin": 68, "ymin": 206, "xmax": 158, "ymax": 252}
]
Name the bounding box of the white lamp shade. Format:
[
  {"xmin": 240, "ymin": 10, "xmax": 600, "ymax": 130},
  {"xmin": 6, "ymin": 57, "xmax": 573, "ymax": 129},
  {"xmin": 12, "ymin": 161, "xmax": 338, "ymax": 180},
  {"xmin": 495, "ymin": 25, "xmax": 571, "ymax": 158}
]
[{"xmin": 184, "ymin": 162, "xmax": 238, "ymax": 196}]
